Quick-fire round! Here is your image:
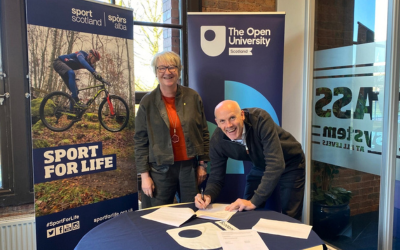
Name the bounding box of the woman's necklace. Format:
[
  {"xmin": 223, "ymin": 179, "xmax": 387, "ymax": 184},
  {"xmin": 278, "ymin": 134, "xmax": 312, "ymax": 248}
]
[{"xmin": 165, "ymin": 105, "xmax": 179, "ymax": 143}]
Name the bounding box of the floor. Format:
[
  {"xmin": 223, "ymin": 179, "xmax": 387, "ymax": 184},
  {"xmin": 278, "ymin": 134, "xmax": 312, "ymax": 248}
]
[{"xmin": 322, "ymin": 210, "xmax": 400, "ymax": 250}]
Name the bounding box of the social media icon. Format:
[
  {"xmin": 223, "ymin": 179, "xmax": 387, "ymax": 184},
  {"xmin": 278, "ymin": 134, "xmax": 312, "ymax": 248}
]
[
  {"xmin": 56, "ymin": 226, "xmax": 64, "ymax": 235},
  {"xmin": 47, "ymin": 228, "xmax": 55, "ymax": 238},
  {"xmin": 72, "ymin": 221, "xmax": 80, "ymax": 230},
  {"xmin": 64, "ymin": 223, "xmax": 72, "ymax": 233},
  {"xmin": 201, "ymin": 26, "xmax": 226, "ymax": 57}
]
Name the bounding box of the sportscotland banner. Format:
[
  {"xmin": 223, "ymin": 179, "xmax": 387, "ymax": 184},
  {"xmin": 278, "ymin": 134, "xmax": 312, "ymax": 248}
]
[
  {"xmin": 26, "ymin": 0, "xmax": 136, "ymax": 249},
  {"xmin": 188, "ymin": 13, "xmax": 285, "ymax": 207}
]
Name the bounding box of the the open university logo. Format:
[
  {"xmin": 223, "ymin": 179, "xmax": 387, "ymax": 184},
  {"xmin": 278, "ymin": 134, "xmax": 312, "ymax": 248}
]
[{"xmin": 201, "ymin": 26, "xmax": 226, "ymax": 57}]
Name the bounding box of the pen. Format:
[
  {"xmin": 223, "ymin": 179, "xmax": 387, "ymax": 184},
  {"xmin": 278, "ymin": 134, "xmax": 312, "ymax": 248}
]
[{"xmin": 201, "ymin": 188, "xmax": 204, "ymax": 201}]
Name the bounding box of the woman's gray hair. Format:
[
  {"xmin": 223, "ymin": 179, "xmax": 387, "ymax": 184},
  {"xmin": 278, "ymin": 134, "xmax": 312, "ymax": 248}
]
[{"xmin": 151, "ymin": 51, "xmax": 182, "ymax": 76}]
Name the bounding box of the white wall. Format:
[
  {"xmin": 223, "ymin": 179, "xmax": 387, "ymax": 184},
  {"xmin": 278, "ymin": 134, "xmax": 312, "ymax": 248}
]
[{"xmin": 277, "ymin": 0, "xmax": 306, "ymax": 142}]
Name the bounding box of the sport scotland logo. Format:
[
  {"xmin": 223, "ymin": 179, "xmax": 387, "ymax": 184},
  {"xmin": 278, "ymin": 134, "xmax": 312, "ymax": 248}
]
[{"xmin": 200, "ymin": 26, "xmax": 226, "ymax": 57}]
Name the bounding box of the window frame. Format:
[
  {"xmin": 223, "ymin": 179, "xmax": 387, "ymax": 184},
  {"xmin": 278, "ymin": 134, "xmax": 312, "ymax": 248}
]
[{"xmin": 0, "ymin": 0, "xmax": 34, "ymax": 207}]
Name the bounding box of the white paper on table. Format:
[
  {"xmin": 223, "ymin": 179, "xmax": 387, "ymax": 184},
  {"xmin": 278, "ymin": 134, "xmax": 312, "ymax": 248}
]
[
  {"xmin": 167, "ymin": 222, "xmax": 222, "ymax": 249},
  {"xmin": 252, "ymin": 218, "xmax": 313, "ymax": 239},
  {"xmin": 217, "ymin": 229, "xmax": 269, "ymax": 250},
  {"xmin": 141, "ymin": 207, "xmax": 195, "ymax": 227},
  {"xmin": 195, "ymin": 203, "xmax": 237, "ymax": 221}
]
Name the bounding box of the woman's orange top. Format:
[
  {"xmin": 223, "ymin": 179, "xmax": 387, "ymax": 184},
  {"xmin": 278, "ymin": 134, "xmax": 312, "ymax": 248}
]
[{"xmin": 162, "ymin": 95, "xmax": 191, "ymax": 162}]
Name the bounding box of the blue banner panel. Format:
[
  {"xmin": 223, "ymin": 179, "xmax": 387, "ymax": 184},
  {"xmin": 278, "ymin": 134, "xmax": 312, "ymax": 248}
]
[
  {"xmin": 188, "ymin": 13, "xmax": 284, "ymax": 206},
  {"xmin": 33, "ymin": 142, "xmax": 117, "ymax": 184},
  {"xmin": 35, "ymin": 194, "xmax": 138, "ymax": 250},
  {"xmin": 26, "ymin": 0, "xmax": 133, "ymax": 39},
  {"xmin": 27, "ymin": 1, "xmax": 136, "ymax": 250},
  {"xmin": 188, "ymin": 13, "xmax": 284, "ymax": 124}
]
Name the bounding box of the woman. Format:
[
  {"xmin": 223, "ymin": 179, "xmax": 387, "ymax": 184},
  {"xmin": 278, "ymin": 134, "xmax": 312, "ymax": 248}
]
[{"xmin": 134, "ymin": 51, "xmax": 210, "ymax": 209}]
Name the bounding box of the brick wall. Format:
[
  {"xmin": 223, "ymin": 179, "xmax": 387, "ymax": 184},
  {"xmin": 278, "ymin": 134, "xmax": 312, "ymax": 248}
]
[
  {"xmin": 331, "ymin": 167, "xmax": 380, "ymax": 216},
  {"xmin": 314, "ymin": 0, "xmax": 355, "ymax": 51},
  {"xmin": 163, "ymin": 0, "xmax": 180, "ymax": 54},
  {"xmin": 202, "ymin": 0, "xmax": 276, "ymax": 12}
]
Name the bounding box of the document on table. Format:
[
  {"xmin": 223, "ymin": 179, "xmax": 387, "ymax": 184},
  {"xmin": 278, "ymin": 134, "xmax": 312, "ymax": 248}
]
[
  {"xmin": 167, "ymin": 222, "xmax": 223, "ymax": 249},
  {"xmin": 141, "ymin": 207, "xmax": 195, "ymax": 227},
  {"xmin": 252, "ymin": 218, "xmax": 312, "ymax": 239},
  {"xmin": 141, "ymin": 204, "xmax": 236, "ymax": 227},
  {"xmin": 196, "ymin": 203, "xmax": 237, "ymax": 221},
  {"xmin": 217, "ymin": 229, "xmax": 269, "ymax": 250}
]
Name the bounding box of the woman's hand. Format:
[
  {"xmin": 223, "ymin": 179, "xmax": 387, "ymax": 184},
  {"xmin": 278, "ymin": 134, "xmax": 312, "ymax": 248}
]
[
  {"xmin": 197, "ymin": 162, "xmax": 207, "ymax": 185},
  {"xmin": 141, "ymin": 172, "xmax": 155, "ymax": 198}
]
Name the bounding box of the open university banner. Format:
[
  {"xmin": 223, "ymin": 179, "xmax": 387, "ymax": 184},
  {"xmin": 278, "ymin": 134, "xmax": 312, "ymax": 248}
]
[
  {"xmin": 26, "ymin": 0, "xmax": 136, "ymax": 249},
  {"xmin": 188, "ymin": 13, "xmax": 285, "ymax": 207}
]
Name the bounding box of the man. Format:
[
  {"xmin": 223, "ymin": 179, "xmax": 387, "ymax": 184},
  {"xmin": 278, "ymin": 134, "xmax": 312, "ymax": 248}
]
[
  {"xmin": 195, "ymin": 100, "xmax": 305, "ymax": 220},
  {"xmin": 53, "ymin": 49, "xmax": 102, "ymax": 108}
]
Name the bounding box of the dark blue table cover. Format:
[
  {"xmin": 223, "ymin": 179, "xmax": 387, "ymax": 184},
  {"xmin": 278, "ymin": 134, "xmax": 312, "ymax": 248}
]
[{"xmin": 75, "ymin": 203, "xmax": 323, "ymax": 250}]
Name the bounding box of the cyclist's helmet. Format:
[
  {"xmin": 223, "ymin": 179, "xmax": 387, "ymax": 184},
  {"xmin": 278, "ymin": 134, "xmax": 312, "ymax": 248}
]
[{"xmin": 89, "ymin": 49, "xmax": 101, "ymax": 60}]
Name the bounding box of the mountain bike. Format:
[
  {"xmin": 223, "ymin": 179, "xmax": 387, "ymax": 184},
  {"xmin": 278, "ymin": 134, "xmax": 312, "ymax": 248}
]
[{"xmin": 39, "ymin": 78, "xmax": 129, "ymax": 132}]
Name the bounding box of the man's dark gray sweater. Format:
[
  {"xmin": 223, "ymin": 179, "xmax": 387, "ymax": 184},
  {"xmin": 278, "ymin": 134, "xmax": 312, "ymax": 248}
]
[{"xmin": 205, "ymin": 108, "xmax": 304, "ymax": 207}]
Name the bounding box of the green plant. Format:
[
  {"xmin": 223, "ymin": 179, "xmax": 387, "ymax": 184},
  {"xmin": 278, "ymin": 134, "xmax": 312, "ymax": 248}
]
[{"xmin": 312, "ymin": 161, "xmax": 352, "ymax": 206}]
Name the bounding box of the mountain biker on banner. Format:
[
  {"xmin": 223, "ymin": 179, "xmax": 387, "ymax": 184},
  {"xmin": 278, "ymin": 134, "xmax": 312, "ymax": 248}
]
[{"xmin": 53, "ymin": 49, "xmax": 102, "ymax": 109}]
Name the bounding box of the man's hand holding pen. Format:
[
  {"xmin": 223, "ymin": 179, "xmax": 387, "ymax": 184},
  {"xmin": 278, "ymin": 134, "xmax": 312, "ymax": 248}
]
[{"xmin": 195, "ymin": 191, "xmax": 211, "ymax": 210}]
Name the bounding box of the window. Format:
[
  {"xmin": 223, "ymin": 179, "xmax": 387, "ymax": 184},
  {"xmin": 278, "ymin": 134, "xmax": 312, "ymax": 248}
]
[
  {"xmin": 119, "ymin": 0, "xmax": 188, "ymax": 104},
  {"xmin": 0, "ymin": 0, "xmax": 34, "ymax": 208},
  {"xmin": 310, "ymin": 0, "xmax": 387, "ymax": 248}
]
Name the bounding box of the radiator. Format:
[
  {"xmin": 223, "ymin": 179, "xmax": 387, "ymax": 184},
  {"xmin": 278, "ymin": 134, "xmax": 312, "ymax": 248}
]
[{"xmin": 0, "ymin": 214, "xmax": 36, "ymax": 250}]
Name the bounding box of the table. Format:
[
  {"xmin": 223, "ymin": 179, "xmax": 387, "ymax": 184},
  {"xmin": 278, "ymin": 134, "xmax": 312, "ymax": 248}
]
[{"xmin": 75, "ymin": 203, "xmax": 324, "ymax": 250}]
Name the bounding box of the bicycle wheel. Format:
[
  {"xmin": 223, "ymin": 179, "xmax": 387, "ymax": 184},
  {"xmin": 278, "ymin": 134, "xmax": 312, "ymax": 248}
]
[
  {"xmin": 39, "ymin": 91, "xmax": 76, "ymax": 132},
  {"xmin": 98, "ymin": 95, "xmax": 129, "ymax": 132}
]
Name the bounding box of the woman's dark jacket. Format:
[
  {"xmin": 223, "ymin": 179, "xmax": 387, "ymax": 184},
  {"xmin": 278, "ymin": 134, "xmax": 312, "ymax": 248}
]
[{"xmin": 134, "ymin": 84, "xmax": 210, "ymax": 173}]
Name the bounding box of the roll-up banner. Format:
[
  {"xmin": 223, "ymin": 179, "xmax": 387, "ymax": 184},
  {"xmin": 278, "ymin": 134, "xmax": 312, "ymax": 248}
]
[
  {"xmin": 188, "ymin": 13, "xmax": 285, "ymax": 207},
  {"xmin": 26, "ymin": 0, "xmax": 136, "ymax": 249}
]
